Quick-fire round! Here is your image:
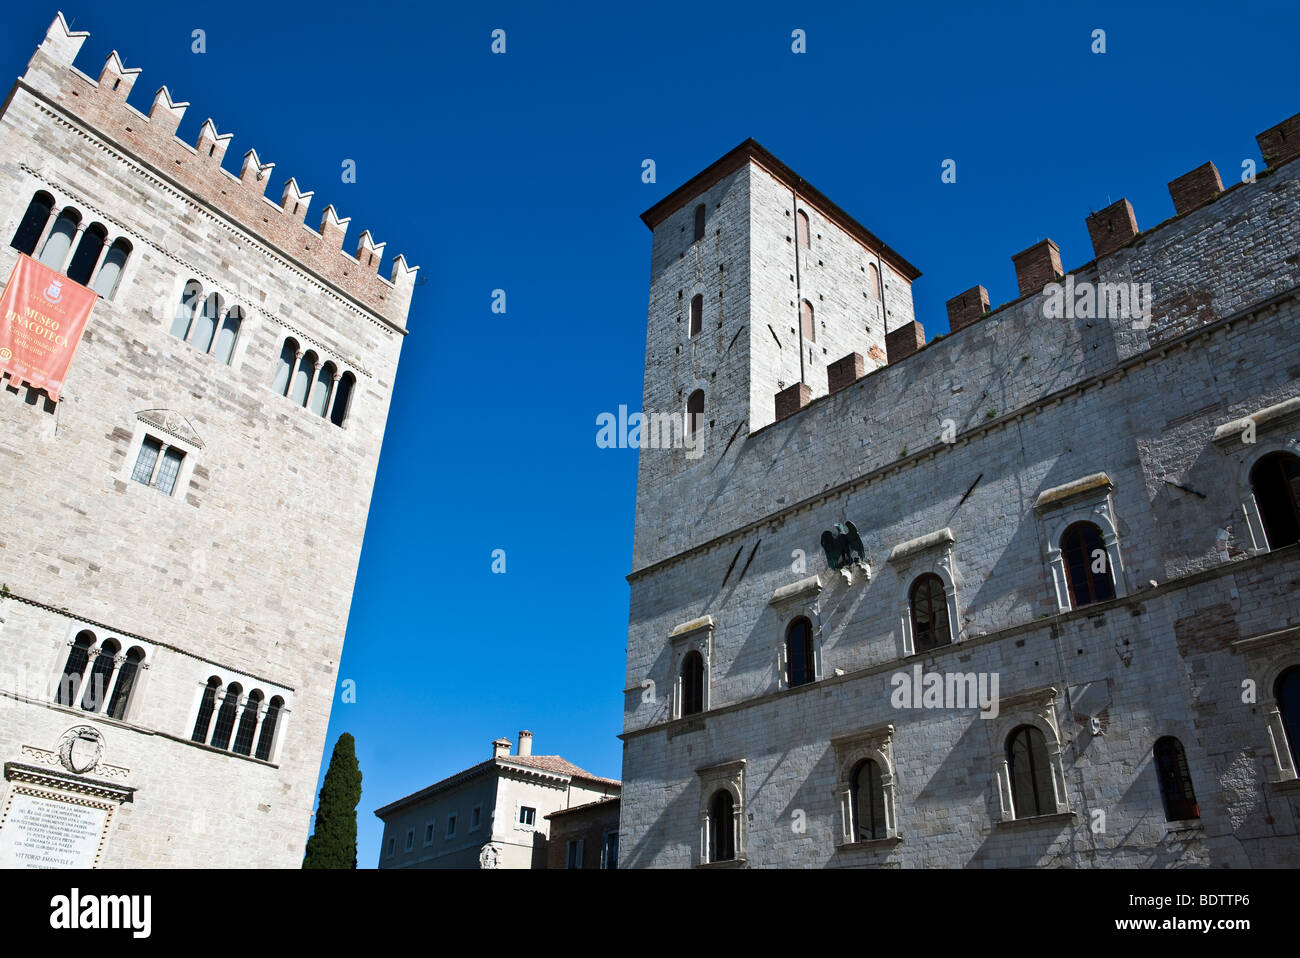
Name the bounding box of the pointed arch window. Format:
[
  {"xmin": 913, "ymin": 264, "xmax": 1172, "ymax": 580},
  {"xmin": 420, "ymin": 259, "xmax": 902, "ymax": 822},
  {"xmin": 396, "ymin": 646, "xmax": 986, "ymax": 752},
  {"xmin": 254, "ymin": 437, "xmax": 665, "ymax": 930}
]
[
  {"xmin": 785, "ymin": 616, "xmax": 815, "ymax": 688},
  {"xmin": 256, "ymin": 696, "xmax": 284, "ymax": 761},
  {"xmin": 106, "ymin": 646, "xmax": 145, "ymax": 720},
  {"xmin": 689, "ymin": 293, "xmax": 703, "ymax": 338},
  {"xmin": 1153, "ymin": 736, "xmax": 1199, "ymax": 821},
  {"xmin": 10, "ymin": 191, "xmax": 53, "ymax": 254},
  {"xmin": 38, "ymin": 207, "xmax": 81, "ymax": 271},
  {"xmin": 1007, "ymin": 725, "xmax": 1055, "ymax": 819},
  {"xmin": 796, "ymin": 209, "xmax": 810, "ymax": 249},
  {"xmin": 232, "ymin": 689, "xmax": 263, "ymax": 756},
  {"xmin": 55, "ymin": 631, "xmax": 96, "ymax": 706},
  {"xmin": 80, "ymin": 638, "xmax": 120, "ymax": 713},
  {"xmin": 693, "ymin": 203, "xmax": 706, "ymax": 242},
  {"xmin": 1251, "ymin": 452, "xmax": 1300, "ymax": 550},
  {"xmin": 800, "ymin": 299, "xmax": 815, "ymax": 343},
  {"xmin": 868, "ymin": 262, "xmax": 881, "ymax": 299},
  {"xmin": 681, "ymin": 650, "xmax": 705, "ymax": 716},
  {"xmin": 191, "ymin": 677, "xmax": 221, "ymax": 743},
  {"xmin": 1060, "ymin": 521, "xmax": 1115, "ymax": 608},
  {"xmin": 708, "ymin": 790, "xmax": 735, "ymax": 862},
  {"xmin": 210, "ymin": 683, "xmax": 242, "ymax": 750},
  {"xmin": 910, "ymin": 573, "xmax": 951, "ymax": 652},
  {"xmin": 212, "ymin": 306, "xmax": 243, "ymax": 366},
  {"xmin": 66, "ymin": 223, "xmax": 107, "ymax": 286}
]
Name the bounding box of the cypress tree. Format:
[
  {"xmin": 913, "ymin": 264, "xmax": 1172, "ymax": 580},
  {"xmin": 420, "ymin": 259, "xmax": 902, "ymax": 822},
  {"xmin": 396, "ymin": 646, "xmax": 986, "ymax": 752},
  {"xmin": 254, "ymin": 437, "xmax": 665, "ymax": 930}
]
[{"xmin": 303, "ymin": 732, "xmax": 362, "ymax": 869}]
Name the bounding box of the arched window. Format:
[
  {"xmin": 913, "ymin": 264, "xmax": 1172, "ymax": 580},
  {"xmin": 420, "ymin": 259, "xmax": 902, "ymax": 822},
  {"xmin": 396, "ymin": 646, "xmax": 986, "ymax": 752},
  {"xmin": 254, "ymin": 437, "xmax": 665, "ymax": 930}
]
[
  {"xmin": 709, "ymin": 790, "xmax": 735, "ymax": 862},
  {"xmin": 330, "ymin": 371, "xmax": 356, "ymax": 427},
  {"xmin": 693, "ymin": 203, "xmax": 706, "ymax": 242},
  {"xmin": 55, "ymin": 631, "xmax": 95, "ymax": 706},
  {"xmin": 232, "ymin": 689, "xmax": 263, "ymax": 756},
  {"xmin": 796, "ymin": 209, "xmax": 810, "ymax": 249},
  {"xmin": 1060, "ymin": 521, "xmax": 1115, "ymax": 608},
  {"xmin": 852, "ymin": 759, "xmax": 887, "ymax": 841},
  {"xmin": 192, "ymin": 293, "xmax": 222, "ymax": 355},
  {"xmin": 273, "ymin": 338, "xmax": 298, "ymax": 397},
  {"xmin": 255, "ymin": 696, "xmax": 284, "ymax": 761},
  {"xmin": 868, "ymin": 262, "xmax": 881, "ymax": 299},
  {"xmin": 191, "ymin": 677, "xmax": 221, "ymax": 743},
  {"xmin": 290, "ymin": 351, "xmax": 316, "ymax": 406},
  {"xmin": 92, "ymin": 238, "xmax": 131, "ymax": 299},
  {"xmin": 680, "ymin": 650, "xmax": 704, "ymax": 716},
  {"xmin": 910, "ymin": 573, "xmax": 951, "ymax": 652},
  {"xmin": 785, "ymin": 616, "xmax": 815, "ymax": 688},
  {"xmin": 686, "ymin": 389, "xmax": 704, "ymax": 439},
  {"xmin": 66, "ymin": 223, "xmax": 107, "ymax": 286},
  {"xmin": 1251, "ymin": 452, "xmax": 1300, "ymax": 550},
  {"xmin": 800, "ymin": 299, "xmax": 815, "ymax": 343},
  {"xmin": 210, "ymin": 682, "xmax": 242, "ymax": 750},
  {"xmin": 310, "ymin": 361, "xmax": 336, "ymax": 417},
  {"xmin": 212, "ymin": 306, "xmax": 243, "ymax": 366},
  {"xmin": 10, "ymin": 191, "xmax": 54, "ymax": 254},
  {"xmin": 171, "ymin": 280, "xmax": 203, "ymax": 340},
  {"xmin": 106, "ymin": 646, "xmax": 145, "ymax": 721},
  {"xmin": 1007, "ymin": 725, "xmax": 1055, "ymax": 819},
  {"xmin": 1276, "ymin": 667, "xmax": 1300, "ymax": 773},
  {"xmin": 689, "ymin": 293, "xmax": 703, "ymax": 337},
  {"xmin": 1153, "ymin": 736, "xmax": 1199, "ymax": 821},
  {"xmin": 38, "ymin": 207, "xmax": 81, "ymax": 270},
  {"xmin": 80, "ymin": 638, "xmax": 120, "ymax": 713}
]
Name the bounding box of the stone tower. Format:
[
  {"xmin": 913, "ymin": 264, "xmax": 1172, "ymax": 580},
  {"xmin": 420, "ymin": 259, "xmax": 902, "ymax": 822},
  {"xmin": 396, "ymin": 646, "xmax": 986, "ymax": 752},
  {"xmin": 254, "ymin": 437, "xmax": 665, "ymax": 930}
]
[
  {"xmin": 634, "ymin": 140, "xmax": 921, "ymax": 570},
  {"xmin": 0, "ymin": 14, "xmax": 415, "ymax": 867}
]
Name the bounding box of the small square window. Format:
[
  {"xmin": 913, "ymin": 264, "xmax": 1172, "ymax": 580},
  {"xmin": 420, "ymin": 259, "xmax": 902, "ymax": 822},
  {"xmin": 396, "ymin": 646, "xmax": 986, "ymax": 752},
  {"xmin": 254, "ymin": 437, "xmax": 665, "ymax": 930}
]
[
  {"xmin": 519, "ymin": 806, "xmax": 536, "ymax": 826},
  {"xmin": 446, "ymin": 815, "xmax": 457, "ymax": 838}
]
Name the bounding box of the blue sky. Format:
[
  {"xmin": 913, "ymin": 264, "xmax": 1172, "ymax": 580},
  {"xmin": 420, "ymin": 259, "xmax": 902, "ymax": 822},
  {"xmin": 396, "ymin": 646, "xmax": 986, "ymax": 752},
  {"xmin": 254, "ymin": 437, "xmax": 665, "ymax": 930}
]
[{"xmin": 7, "ymin": 1, "xmax": 1297, "ymax": 866}]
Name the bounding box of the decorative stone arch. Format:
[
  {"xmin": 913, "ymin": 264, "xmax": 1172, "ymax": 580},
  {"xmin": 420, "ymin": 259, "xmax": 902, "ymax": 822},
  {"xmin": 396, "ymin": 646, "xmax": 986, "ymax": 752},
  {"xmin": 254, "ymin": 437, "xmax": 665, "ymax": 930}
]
[
  {"xmin": 1228, "ymin": 436, "xmax": 1300, "ymax": 555},
  {"xmin": 830, "ymin": 723, "xmax": 899, "ymax": 845},
  {"xmin": 1034, "ymin": 474, "xmax": 1127, "ymax": 612},
  {"xmin": 989, "ymin": 686, "xmax": 1070, "ymax": 822},
  {"xmin": 769, "ymin": 575, "xmax": 824, "ymax": 689},
  {"xmin": 696, "ymin": 758, "xmax": 745, "ymax": 866},
  {"xmin": 888, "ymin": 528, "xmax": 961, "ymax": 656},
  {"xmin": 1234, "ymin": 628, "xmax": 1300, "ymax": 782},
  {"xmin": 668, "ymin": 615, "xmax": 714, "ymax": 720}
]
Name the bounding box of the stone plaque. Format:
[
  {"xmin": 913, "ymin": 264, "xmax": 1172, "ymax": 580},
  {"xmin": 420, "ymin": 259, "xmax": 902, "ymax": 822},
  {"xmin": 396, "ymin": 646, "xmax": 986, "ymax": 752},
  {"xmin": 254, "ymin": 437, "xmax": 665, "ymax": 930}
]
[{"xmin": 0, "ymin": 789, "xmax": 112, "ymax": 868}]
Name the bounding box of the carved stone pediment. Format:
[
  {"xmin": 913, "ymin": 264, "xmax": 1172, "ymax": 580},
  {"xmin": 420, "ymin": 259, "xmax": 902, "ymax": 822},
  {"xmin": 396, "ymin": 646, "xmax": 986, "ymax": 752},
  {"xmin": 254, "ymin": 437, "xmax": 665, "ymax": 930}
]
[{"xmin": 136, "ymin": 409, "xmax": 204, "ymax": 449}]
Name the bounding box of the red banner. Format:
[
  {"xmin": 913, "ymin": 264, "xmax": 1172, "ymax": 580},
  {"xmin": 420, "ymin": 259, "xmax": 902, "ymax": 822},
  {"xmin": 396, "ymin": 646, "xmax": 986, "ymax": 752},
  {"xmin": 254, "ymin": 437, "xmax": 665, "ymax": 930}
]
[{"xmin": 0, "ymin": 253, "xmax": 96, "ymax": 401}]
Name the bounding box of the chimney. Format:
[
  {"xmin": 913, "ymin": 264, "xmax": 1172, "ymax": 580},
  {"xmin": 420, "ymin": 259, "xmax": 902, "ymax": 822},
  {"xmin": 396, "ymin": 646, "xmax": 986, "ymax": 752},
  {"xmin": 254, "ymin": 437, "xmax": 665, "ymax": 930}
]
[
  {"xmin": 1168, "ymin": 162, "xmax": 1223, "ymax": 216},
  {"xmin": 492, "ymin": 737, "xmax": 510, "ymax": 759},
  {"xmin": 1085, "ymin": 199, "xmax": 1139, "ymax": 260},
  {"xmin": 1011, "ymin": 239, "xmax": 1062, "ymax": 298},
  {"xmin": 945, "ymin": 286, "xmax": 989, "ymax": 333},
  {"xmin": 517, "ymin": 730, "xmax": 533, "ymax": 757}
]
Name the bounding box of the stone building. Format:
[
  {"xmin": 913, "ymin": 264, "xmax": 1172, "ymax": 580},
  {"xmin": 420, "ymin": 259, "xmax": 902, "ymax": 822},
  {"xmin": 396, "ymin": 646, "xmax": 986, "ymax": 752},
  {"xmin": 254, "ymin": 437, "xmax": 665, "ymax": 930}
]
[
  {"xmin": 375, "ymin": 731, "xmax": 620, "ymax": 869},
  {"xmin": 546, "ymin": 798, "xmax": 621, "ymax": 869},
  {"xmin": 619, "ymin": 116, "xmax": 1300, "ymax": 867},
  {"xmin": 0, "ymin": 14, "xmax": 415, "ymax": 867}
]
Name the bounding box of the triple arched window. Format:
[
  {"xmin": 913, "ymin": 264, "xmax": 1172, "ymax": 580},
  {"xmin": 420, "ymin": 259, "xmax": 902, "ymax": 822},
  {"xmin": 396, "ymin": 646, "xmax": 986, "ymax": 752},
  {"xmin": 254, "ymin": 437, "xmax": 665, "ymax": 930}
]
[
  {"xmin": 272, "ymin": 336, "xmax": 357, "ymax": 427},
  {"xmin": 191, "ymin": 676, "xmax": 285, "ymax": 762},
  {"xmin": 11, "ymin": 191, "xmax": 132, "ymax": 299},
  {"xmin": 54, "ymin": 630, "xmax": 146, "ymax": 721},
  {"xmin": 170, "ymin": 279, "xmax": 244, "ymax": 365},
  {"xmin": 1060, "ymin": 521, "xmax": 1116, "ymax": 608},
  {"xmin": 1250, "ymin": 451, "xmax": 1300, "ymax": 550}
]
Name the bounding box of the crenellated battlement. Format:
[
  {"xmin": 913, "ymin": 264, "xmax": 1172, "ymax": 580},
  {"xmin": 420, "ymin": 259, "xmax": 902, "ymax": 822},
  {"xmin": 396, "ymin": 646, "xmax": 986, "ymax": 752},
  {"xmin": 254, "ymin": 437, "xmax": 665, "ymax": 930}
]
[{"xmin": 19, "ymin": 13, "xmax": 417, "ymax": 329}]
